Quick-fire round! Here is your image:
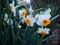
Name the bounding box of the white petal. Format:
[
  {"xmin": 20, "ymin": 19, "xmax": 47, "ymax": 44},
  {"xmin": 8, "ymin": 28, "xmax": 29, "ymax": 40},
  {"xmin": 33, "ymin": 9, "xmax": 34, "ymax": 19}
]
[
  {"xmin": 37, "ymin": 28, "xmax": 43, "ymax": 33},
  {"xmin": 46, "ymin": 31, "xmax": 49, "ymax": 34},
  {"xmin": 29, "ymin": 6, "xmax": 34, "ymax": 14},
  {"xmin": 30, "ymin": 23, "xmax": 34, "ymax": 27},
  {"xmin": 45, "ymin": 28, "xmax": 50, "ymax": 31},
  {"xmin": 18, "ymin": 24, "xmax": 21, "ymax": 28},
  {"xmin": 44, "ymin": 13, "xmax": 51, "ymax": 19},
  {"xmin": 30, "ymin": 16, "xmax": 35, "ymax": 26},
  {"xmin": 30, "ymin": 18, "xmax": 35, "ymax": 26},
  {"xmin": 37, "ymin": 30, "xmax": 40, "ymax": 33},
  {"xmin": 37, "ymin": 20, "xmax": 43, "ymax": 26},
  {"xmin": 36, "ymin": 15, "xmax": 44, "ymax": 26}
]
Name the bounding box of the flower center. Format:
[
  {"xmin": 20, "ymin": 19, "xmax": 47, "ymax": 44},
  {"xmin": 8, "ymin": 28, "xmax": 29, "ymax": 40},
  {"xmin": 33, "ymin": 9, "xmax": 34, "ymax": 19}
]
[
  {"xmin": 22, "ymin": 10, "xmax": 27, "ymax": 16},
  {"xmin": 20, "ymin": 0, "xmax": 24, "ymax": 2},
  {"xmin": 40, "ymin": 30, "xmax": 46, "ymax": 35},
  {"xmin": 10, "ymin": 5, "xmax": 12, "ymax": 11},
  {"xmin": 42, "ymin": 19, "xmax": 50, "ymax": 26},
  {"xmin": 24, "ymin": 18, "xmax": 30, "ymax": 24}
]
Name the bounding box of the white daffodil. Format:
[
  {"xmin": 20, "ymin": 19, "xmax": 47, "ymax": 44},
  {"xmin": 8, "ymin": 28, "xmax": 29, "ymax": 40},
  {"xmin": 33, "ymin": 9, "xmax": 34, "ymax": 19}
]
[
  {"xmin": 19, "ymin": 9, "xmax": 28, "ymax": 18},
  {"xmin": 44, "ymin": 8, "xmax": 51, "ymax": 14},
  {"xmin": 37, "ymin": 14, "xmax": 51, "ymax": 26},
  {"xmin": 29, "ymin": 6, "xmax": 34, "ymax": 14},
  {"xmin": 10, "ymin": 0, "xmax": 16, "ymax": 16},
  {"xmin": 24, "ymin": 15, "xmax": 35, "ymax": 27},
  {"xmin": 37, "ymin": 28, "xmax": 50, "ymax": 35},
  {"xmin": 10, "ymin": 0, "xmax": 15, "ymax": 12},
  {"xmin": 4, "ymin": 13, "xmax": 8, "ymax": 21}
]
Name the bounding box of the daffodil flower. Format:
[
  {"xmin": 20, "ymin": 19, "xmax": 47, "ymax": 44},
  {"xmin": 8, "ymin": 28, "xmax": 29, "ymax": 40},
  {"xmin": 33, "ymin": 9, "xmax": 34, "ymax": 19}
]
[
  {"xmin": 10, "ymin": 0, "xmax": 15, "ymax": 12},
  {"xmin": 37, "ymin": 28, "xmax": 50, "ymax": 35},
  {"xmin": 10, "ymin": 0, "xmax": 16, "ymax": 16},
  {"xmin": 24, "ymin": 15, "xmax": 35, "ymax": 27},
  {"xmin": 19, "ymin": 9, "xmax": 28, "ymax": 18},
  {"xmin": 37, "ymin": 14, "xmax": 51, "ymax": 26}
]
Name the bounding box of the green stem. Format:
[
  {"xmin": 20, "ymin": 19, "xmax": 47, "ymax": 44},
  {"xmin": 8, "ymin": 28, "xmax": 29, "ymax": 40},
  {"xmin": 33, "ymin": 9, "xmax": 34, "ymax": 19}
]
[
  {"xmin": 6, "ymin": 0, "xmax": 10, "ymax": 19},
  {"xmin": 15, "ymin": 5, "xmax": 21, "ymax": 8},
  {"xmin": 43, "ymin": 34, "xmax": 57, "ymax": 42},
  {"xmin": 38, "ymin": 39, "xmax": 42, "ymax": 45},
  {"xmin": 23, "ymin": 3, "xmax": 29, "ymax": 11},
  {"xmin": 51, "ymin": 15, "xmax": 59, "ymax": 22},
  {"xmin": 34, "ymin": 8, "xmax": 43, "ymax": 12},
  {"xmin": 11, "ymin": 25, "xmax": 15, "ymax": 45},
  {"xmin": 37, "ymin": 35, "xmax": 45, "ymax": 45}
]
